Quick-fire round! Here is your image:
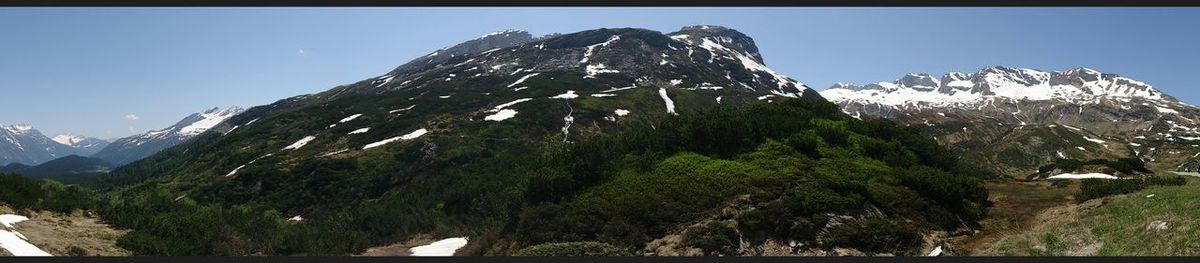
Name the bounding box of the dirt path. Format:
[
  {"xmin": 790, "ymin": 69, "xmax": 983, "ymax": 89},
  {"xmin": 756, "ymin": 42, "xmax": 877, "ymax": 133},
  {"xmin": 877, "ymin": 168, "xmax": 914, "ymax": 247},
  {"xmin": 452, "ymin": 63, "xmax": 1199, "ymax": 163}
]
[{"xmin": 951, "ymin": 180, "xmax": 1077, "ymax": 255}]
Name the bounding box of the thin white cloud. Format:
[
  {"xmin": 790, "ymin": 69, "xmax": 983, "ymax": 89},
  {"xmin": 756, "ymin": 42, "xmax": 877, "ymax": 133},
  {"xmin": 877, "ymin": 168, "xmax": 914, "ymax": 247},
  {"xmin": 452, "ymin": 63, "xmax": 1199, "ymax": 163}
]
[
  {"xmin": 124, "ymin": 114, "xmax": 140, "ymax": 121},
  {"xmin": 298, "ymin": 48, "xmax": 306, "ymax": 55}
]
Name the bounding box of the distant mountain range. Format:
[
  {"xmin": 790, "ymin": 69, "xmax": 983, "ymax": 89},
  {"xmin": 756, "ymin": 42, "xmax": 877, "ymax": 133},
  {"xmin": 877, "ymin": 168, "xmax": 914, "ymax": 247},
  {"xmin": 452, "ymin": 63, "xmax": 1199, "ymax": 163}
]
[
  {"xmin": 91, "ymin": 106, "xmax": 244, "ymax": 166},
  {"xmin": 2, "ymin": 106, "xmax": 243, "ymax": 173},
  {"xmin": 0, "ymin": 155, "xmax": 114, "ymax": 184},
  {"xmin": 821, "ymin": 66, "xmax": 1200, "ymax": 177},
  {"xmin": 1, "ymin": 124, "xmax": 107, "ymax": 166}
]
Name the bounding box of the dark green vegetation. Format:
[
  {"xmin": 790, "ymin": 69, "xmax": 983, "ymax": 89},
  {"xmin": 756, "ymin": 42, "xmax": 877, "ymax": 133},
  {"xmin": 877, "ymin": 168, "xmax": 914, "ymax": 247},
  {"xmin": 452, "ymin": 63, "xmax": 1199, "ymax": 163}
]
[
  {"xmin": 1036, "ymin": 158, "xmax": 1152, "ymax": 176},
  {"xmin": 83, "ymin": 81, "xmax": 987, "ymax": 256},
  {"xmin": 0, "ymin": 173, "xmax": 100, "ymax": 213},
  {"xmin": 512, "ymin": 98, "xmax": 986, "ymax": 256},
  {"xmin": 0, "ymin": 155, "xmax": 114, "ymax": 185},
  {"xmin": 514, "ymin": 242, "xmax": 633, "ymax": 256},
  {"xmin": 1075, "ymin": 176, "xmax": 1187, "ymax": 203}
]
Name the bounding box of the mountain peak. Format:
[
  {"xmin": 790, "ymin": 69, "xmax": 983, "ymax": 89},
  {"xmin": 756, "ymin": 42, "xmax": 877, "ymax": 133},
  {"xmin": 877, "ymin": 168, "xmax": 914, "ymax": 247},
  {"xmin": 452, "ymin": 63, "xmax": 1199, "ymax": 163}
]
[
  {"xmin": 668, "ymin": 25, "xmax": 763, "ymax": 64},
  {"xmin": 52, "ymin": 134, "xmax": 84, "ymax": 146},
  {"xmin": 201, "ymin": 106, "xmax": 245, "ymax": 116},
  {"xmin": 477, "ymin": 29, "xmax": 526, "ymax": 39},
  {"xmin": 3, "ymin": 124, "xmax": 33, "ymax": 133},
  {"xmin": 177, "ymin": 106, "xmax": 245, "ymax": 136},
  {"xmin": 388, "ymin": 29, "xmax": 536, "ymax": 76}
]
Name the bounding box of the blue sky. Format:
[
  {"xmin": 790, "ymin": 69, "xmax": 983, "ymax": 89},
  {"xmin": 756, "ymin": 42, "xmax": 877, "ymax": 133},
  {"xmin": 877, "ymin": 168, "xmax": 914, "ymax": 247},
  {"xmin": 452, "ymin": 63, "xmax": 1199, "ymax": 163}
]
[{"xmin": 2, "ymin": 7, "xmax": 1198, "ymax": 138}]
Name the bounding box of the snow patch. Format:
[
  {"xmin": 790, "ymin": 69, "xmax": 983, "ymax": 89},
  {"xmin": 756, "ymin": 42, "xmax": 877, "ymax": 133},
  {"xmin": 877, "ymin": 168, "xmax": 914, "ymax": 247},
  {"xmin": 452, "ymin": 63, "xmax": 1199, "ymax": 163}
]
[
  {"xmin": 409, "ymin": 237, "xmax": 469, "ymax": 257},
  {"xmin": 549, "ymin": 90, "xmax": 579, "ymax": 99},
  {"xmin": 658, "ymin": 88, "xmax": 677, "ymax": 115},
  {"xmin": 579, "ymin": 35, "xmax": 620, "ymax": 64},
  {"xmin": 484, "ymin": 109, "xmax": 519, "ymax": 121},
  {"xmin": 282, "ymin": 136, "xmax": 317, "ymax": 151},
  {"xmin": 0, "ymin": 214, "xmax": 52, "ymax": 256},
  {"xmin": 339, "ymin": 114, "xmax": 364, "ymax": 123},
  {"xmin": 389, "ymin": 105, "xmax": 416, "ymax": 114},
  {"xmin": 363, "ymin": 129, "xmax": 429, "ymax": 150},
  {"xmin": 507, "ymin": 73, "xmax": 540, "ymax": 88},
  {"xmin": 1047, "ymin": 173, "xmax": 1119, "ymax": 179},
  {"xmin": 584, "ymin": 64, "xmax": 619, "ymax": 78},
  {"xmin": 348, "ymin": 128, "xmax": 370, "ymax": 135},
  {"xmin": 927, "ymin": 246, "xmax": 943, "ymax": 257},
  {"xmin": 491, "ymin": 98, "xmax": 533, "ymax": 111}
]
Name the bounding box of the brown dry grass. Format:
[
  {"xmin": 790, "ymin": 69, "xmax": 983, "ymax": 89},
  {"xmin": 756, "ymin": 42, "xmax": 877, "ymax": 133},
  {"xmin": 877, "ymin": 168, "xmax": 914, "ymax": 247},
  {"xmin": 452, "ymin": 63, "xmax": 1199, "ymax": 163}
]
[
  {"xmin": 0, "ymin": 206, "xmax": 129, "ymax": 256},
  {"xmin": 950, "ymin": 180, "xmax": 1078, "ymax": 255}
]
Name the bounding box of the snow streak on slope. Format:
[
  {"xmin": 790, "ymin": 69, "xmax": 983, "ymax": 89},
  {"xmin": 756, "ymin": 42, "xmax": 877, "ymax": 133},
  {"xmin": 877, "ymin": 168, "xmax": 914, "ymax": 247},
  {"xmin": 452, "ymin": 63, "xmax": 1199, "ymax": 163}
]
[
  {"xmin": 658, "ymin": 88, "xmax": 677, "ymax": 115},
  {"xmin": 282, "ymin": 136, "xmax": 317, "ymax": 151},
  {"xmin": 362, "ymin": 129, "xmax": 429, "ymax": 150},
  {"xmin": 179, "ymin": 107, "xmax": 243, "ymax": 136}
]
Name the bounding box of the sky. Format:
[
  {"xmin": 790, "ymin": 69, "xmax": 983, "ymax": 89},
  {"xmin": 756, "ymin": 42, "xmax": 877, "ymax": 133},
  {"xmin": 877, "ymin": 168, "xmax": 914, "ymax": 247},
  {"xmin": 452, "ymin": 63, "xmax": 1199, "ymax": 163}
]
[{"xmin": 2, "ymin": 7, "xmax": 1199, "ymax": 139}]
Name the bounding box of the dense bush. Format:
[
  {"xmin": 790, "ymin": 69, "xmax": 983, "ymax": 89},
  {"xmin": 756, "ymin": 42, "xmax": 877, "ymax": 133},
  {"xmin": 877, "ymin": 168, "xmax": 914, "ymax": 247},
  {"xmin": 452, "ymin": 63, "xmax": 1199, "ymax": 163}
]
[
  {"xmin": 681, "ymin": 221, "xmax": 739, "ymax": 255},
  {"xmin": 1075, "ymin": 176, "xmax": 1188, "ymax": 202},
  {"xmin": 514, "ymin": 242, "xmax": 633, "ymax": 256},
  {"xmin": 0, "ymin": 173, "xmax": 98, "ymax": 213},
  {"xmin": 819, "ymin": 218, "xmax": 922, "ymax": 255},
  {"xmin": 514, "ymin": 99, "xmax": 987, "ymax": 255}
]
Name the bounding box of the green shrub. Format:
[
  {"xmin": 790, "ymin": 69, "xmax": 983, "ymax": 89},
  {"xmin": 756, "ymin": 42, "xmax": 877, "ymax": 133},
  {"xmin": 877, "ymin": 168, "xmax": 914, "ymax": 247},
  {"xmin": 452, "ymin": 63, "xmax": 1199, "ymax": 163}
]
[
  {"xmin": 0, "ymin": 173, "xmax": 99, "ymax": 213},
  {"xmin": 782, "ymin": 182, "xmax": 861, "ymax": 217},
  {"xmin": 1075, "ymin": 176, "xmax": 1187, "ymax": 202},
  {"xmin": 819, "ymin": 218, "xmax": 922, "ymax": 255},
  {"xmin": 681, "ymin": 221, "xmax": 739, "ymax": 255},
  {"xmin": 515, "ymin": 242, "xmax": 633, "ymax": 256},
  {"xmin": 735, "ymin": 201, "xmax": 791, "ymax": 242}
]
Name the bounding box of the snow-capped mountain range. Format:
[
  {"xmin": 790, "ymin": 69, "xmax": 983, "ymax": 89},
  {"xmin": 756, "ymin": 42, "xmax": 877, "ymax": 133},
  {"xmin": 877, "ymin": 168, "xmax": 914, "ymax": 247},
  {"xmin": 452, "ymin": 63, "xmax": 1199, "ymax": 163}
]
[
  {"xmin": 3, "ymin": 107, "xmax": 245, "ymax": 167},
  {"xmin": 820, "ymin": 66, "xmax": 1200, "ymax": 176},
  {"xmin": 51, "ymin": 134, "xmax": 110, "ymax": 153},
  {"xmin": 91, "ymin": 106, "xmax": 244, "ymax": 166},
  {"xmin": 1, "ymin": 124, "xmax": 109, "ymax": 166},
  {"xmin": 821, "ymin": 66, "xmax": 1170, "ymax": 109}
]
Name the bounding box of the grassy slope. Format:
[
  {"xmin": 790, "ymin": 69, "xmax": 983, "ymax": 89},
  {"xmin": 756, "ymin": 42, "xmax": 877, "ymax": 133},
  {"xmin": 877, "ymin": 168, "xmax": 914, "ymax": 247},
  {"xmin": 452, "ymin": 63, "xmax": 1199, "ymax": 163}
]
[{"xmin": 979, "ymin": 176, "xmax": 1200, "ymax": 256}]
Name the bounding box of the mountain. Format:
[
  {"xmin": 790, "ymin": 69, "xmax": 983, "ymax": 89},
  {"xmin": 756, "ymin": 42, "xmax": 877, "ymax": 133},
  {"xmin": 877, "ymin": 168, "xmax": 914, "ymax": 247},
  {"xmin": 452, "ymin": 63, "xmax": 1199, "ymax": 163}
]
[
  {"xmin": 820, "ymin": 66, "xmax": 1198, "ymax": 177},
  {"xmin": 0, "ymin": 124, "xmax": 90, "ymax": 166},
  {"xmin": 51, "ymin": 134, "xmax": 110, "ymax": 156},
  {"xmin": 1, "ymin": 155, "xmax": 114, "ymax": 184},
  {"xmin": 0, "ymin": 162, "xmax": 30, "ymax": 173},
  {"xmin": 91, "ymin": 106, "xmax": 244, "ymax": 166},
  {"xmin": 95, "ymin": 26, "xmax": 984, "ymax": 257}
]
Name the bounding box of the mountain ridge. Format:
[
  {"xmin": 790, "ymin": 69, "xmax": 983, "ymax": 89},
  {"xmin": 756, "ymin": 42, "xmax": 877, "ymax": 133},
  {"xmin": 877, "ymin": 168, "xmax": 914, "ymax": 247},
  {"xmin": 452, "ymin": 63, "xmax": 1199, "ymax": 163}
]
[
  {"xmin": 820, "ymin": 66, "xmax": 1200, "ymax": 176},
  {"xmin": 1, "ymin": 124, "xmax": 106, "ymax": 166},
  {"xmin": 91, "ymin": 106, "xmax": 244, "ymax": 166}
]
